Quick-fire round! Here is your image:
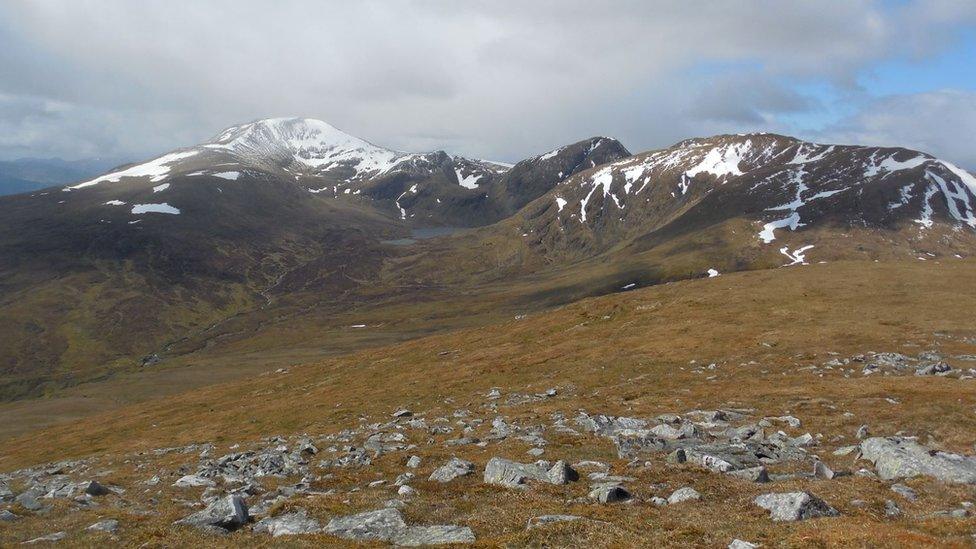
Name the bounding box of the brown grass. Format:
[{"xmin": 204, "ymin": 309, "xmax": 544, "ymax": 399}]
[{"xmin": 2, "ymin": 259, "xmax": 976, "ymax": 546}]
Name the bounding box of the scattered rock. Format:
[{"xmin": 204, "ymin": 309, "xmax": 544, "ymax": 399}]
[
  {"xmin": 173, "ymin": 474, "xmax": 215, "ymax": 488},
  {"xmin": 325, "ymin": 508, "xmax": 473, "ymax": 545},
  {"xmin": 428, "ymin": 458, "xmax": 475, "ymax": 483},
  {"xmin": 546, "ymin": 460, "xmax": 579, "ymax": 485},
  {"xmin": 668, "ymin": 487, "xmax": 701, "ymax": 504},
  {"xmin": 406, "ymin": 455, "xmax": 422, "ymax": 469},
  {"xmin": 393, "ymin": 525, "xmax": 476, "ymax": 546},
  {"xmin": 856, "ymin": 425, "xmax": 870, "ymax": 439},
  {"xmin": 398, "ymin": 485, "xmax": 416, "ymax": 497},
  {"xmin": 175, "ymin": 495, "xmax": 248, "ymax": 533},
  {"xmin": 254, "ymin": 508, "xmax": 321, "ymax": 537},
  {"xmin": 87, "ymin": 519, "xmax": 119, "ymax": 533},
  {"xmin": 326, "ymin": 508, "xmax": 406, "ymax": 542},
  {"xmin": 885, "ymin": 499, "xmax": 902, "ymax": 518},
  {"xmin": 890, "ymin": 483, "xmax": 917, "ymax": 501},
  {"xmin": 915, "ymin": 362, "xmax": 952, "ymax": 376},
  {"xmin": 813, "ymin": 461, "xmax": 835, "ymax": 480},
  {"xmin": 83, "ymin": 480, "xmax": 110, "ymax": 496},
  {"xmin": 588, "ymin": 484, "xmax": 631, "ymax": 503},
  {"xmin": 526, "ymin": 514, "xmax": 581, "ymax": 529},
  {"xmin": 753, "ymin": 492, "xmax": 839, "ymax": 521},
  {"xmin": 729, "ymin": 540, "xmax": 758, "ymax": 549},
  {"xmin": 15, "ymin": 491, "xmax": 43, "ymax": 511},
  {"xmin": 483, "ymin": 457, "xmax": 550, "ymax": 488},
  {"xmin": 727, "ymin": 466, "xmax": 770, "ymax": 483},
  {"xmin": 860, "ymin": 437, "xmax": 976, "ymax": 483},
  {"xmin": 393, "ymin": 409, "xmax": 414, "ymax": 418},
  {"xmin": 23, "ymin": 532, "xmax": 67, "ymax": 544},
  {"xmin": 666, "ymin": 448, "xmax": 687, "ymax": 464},
  {"xmin": 0, "ymin": 509, "xmax": 18, "ymax": 521}
]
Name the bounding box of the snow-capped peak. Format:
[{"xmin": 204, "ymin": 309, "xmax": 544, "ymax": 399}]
[{"xmin": 204, "ymin": 117, "xmax": 413, "ymax": 177}]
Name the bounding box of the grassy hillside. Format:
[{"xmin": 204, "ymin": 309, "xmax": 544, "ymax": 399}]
[{"xmin": 2, "ymin": 260, "xmax": 975, "ymax": 546}]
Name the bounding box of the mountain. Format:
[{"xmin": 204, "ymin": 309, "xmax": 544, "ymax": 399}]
[
  {"xmin": 507, "ymin": 133, "xmax": 976, "ymax": 267},
  {"xmin": 2, "ymin": 121, "xmax": 975, "ymax": 405},
  {"xmin": 0, "ymin": 118, "xmax": 629, "ymax": 399},
  {"xmin": 0, "ymin": 157, "xmax": 128, "ymax": 196}
]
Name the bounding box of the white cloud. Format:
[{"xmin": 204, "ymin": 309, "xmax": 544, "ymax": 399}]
[
  {"xmin": 0, "ymin": 1, "xmax": 974, "ymax": 164},
  {"xmin": 818, "ymin": 89, "xmax": 976, "ymax": 170}
]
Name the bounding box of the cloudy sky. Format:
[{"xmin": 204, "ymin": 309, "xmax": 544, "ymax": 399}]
[{"xmin": 2, "ymin": 0, "xmax": 976, "ymax": 168}]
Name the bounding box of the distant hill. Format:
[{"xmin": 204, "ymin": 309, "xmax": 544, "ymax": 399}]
[{"xmin": 0, "ymin": 157, "xmax": 129, "ymax": 196}]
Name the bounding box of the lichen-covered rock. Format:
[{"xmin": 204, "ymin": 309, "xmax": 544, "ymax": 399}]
[
  {"xmin": 254, "ymin": 508, "xmax": 321, "ymax": 537},
  {"xmin": 753, "ymin": 492, "xmax": 838, "ymax": 521},
  {"xmin": 325, "ymin": 508, "xmax": 474, "ymax": 545},
  {"xmin": 87, "ymin": 519, "xmax": 119, "ymax": 533},
  {"xmin": 483, "ymin": 457, "xmax": 550, "ymax": 488},
  {"xmin": 668, "ymin": 487, "xmax": 701, "ymax": 504},
  {"xmin": 588, "ymin": 483, "xmax": 631, "ymax": 503},
  {"xmin": 393, "ymin": 525, "xmax": 476, "ymax": 546},
  {"xmin": 526, "ymin": 515, "xmax": 582, "ymax": 529},
  {"xmin": 428, "ymin": 458, "xmax": 475, "ymax": 483},
  {"xmin": 860, "ymin": 437, "xmax": 976, "ymax": 483},
  {"xmin": 326, "ymin": 508, "xmax": 406, "ymax": 541},
  {"xmin": 175, "ymin": 495, "xmax": 248, "ymax": 533}
]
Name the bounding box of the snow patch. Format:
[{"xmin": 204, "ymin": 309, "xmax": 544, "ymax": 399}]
[
  {"xmin": 555, "ymin": 197, "xmax": 567, "ymax": 212},
  {"xmin": 104, "ymin": 200, "xmax": 126, "ymax": 206},
  {"xmin": 684, "ymin": 141, "xmax": 751, "ymax": 179},
  {"xmin": 759, "ymin": 212, "xmax": 802, "ymax": 243},
  {"xmin": 67, "ymin": 150, "xmax": 199, "ymax": 190},
  {"xmin": 212, "ymin": 171, "xmax": 240, "ymax": 180},
  {"xmin": 131, "ymin": 203, "xmax": 180, "ymax": 215},
  {"xmin": 454, "ymin": 168, "xmax": 482, "ymax": 189},
  {"xmin": 780, "ymin": 245, "xmax": 814, "ymax": 266},
  {"xmin": 707, "ymin": 268, "xmax": 720, "ymax": 277}
]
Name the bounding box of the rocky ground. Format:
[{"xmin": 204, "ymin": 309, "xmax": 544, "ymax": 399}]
[
  {"xmin": 3, "ymin": 359, "xmax": 976, "ymax": 546},
  {"xmin": 3, "ymin": 261, "xmax": 976, "ymax": 546}
]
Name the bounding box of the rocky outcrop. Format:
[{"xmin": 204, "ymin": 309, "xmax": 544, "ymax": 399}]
[{"xmin": 860, "ymin": 437, "xmax": 976, "ymax": 483}]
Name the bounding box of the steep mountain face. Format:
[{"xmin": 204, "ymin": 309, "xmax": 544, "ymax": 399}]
[
  {"xmin": 516, "ymin": 134, "xmax": 976, "ymax": 265},
  {"xmin": 485, "ymin": 137, "xmax": 631, "ymax": 218}
]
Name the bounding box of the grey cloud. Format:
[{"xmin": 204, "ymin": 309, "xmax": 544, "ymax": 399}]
[
  {"xmin": 817, "ymin": 89, "xmax": 976, "ymax": 170},
  {"xmin": 686, "ymin": 73, "xmax": 820, "ymax": 124},
  {"xmin": 0, "ymin": 1, "xmax": 974, "ymax": 164}
]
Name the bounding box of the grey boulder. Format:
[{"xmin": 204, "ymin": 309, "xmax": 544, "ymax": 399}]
[
  {"xmin": 87, "ymin": 519, "xmax": 119, "ymax": 533},
  {"xmin": 588, "ymin": 483, "xmax": 631, "ymax": 503},
  {"xmin": 483, "ymin": 457, "xmax": 576, "ymax": 488},
  {"xmin": 254, "ymin": 508, "xmax": 321, "ymax": 537},
  {"xmin": 393, "ymin": 525, "xmax": 476, "ymax": 546},
  {"xmin": 176, "ymin": 495, "xmax": 248, "ymax": 533},
  {"xmin": 23, "ymin": 532, "xmax": 67, "ymax": 544},
  {"xmin": 667, "ymin": 487, "xmax": 701, "ymax": 504},
  {"xmin": 326, "ymin": 508, "xmax": 474, "ymax": 545},
  {"xmin": 754, "ymin": 492, "xmax": 838, "ymax": 521},
  {"xmin": 428, "ymin": 458, "xmax": 475, "ymax": 483},
  {"xmin": 860, "ymin": 437, "xmax": 976, "ymax": 483},
  {"xmin": 326, "ymin": 508, "xmax": 406, "ymax": 541},
  {"xmin": 526, "ymin": 515, "xmax": 582, "ymax": 529}
]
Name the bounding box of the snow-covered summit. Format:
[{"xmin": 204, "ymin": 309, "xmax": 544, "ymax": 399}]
[{"xmin": 204, "ymin": 117, "xmax": 413, "ymax": 177}]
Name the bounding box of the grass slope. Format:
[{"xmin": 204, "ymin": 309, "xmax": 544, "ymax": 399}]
[{"xmin": 3, "ymin": 260, "xmax": 975, "ymax": 546}]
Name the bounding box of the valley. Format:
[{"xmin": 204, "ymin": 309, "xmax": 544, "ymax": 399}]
[{"xmin": 1, "ymin": 118, "xmax": 976, "ymax": 546}]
